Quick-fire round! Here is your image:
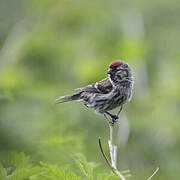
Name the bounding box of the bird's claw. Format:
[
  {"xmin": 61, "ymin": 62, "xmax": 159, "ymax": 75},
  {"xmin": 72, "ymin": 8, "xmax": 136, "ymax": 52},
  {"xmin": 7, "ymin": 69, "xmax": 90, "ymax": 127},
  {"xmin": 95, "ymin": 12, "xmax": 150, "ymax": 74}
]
[
  {"xmin": 113, "ymin": 115, "xmax": 119, "ymax": 120},
  {"xmin": 109, "ymin": 116, "xmax": 118, "ymax": 126},
  {"xmin": 104, "ymin": 111, "xmax": 119, "ymax": 126}
]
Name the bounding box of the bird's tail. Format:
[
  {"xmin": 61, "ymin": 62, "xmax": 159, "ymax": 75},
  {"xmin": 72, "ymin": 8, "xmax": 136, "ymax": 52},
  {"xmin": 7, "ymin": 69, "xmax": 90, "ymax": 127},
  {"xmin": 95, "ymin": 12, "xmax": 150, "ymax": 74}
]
[{"xmin": 55, "ymin": 92, "xmax": 81, "ymax": 104}]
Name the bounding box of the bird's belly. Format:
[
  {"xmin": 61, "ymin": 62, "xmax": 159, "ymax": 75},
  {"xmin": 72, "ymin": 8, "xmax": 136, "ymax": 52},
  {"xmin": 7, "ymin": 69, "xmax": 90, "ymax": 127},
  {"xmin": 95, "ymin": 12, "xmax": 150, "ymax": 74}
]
[
  {"xmin": 81, "ymin": 89, "xmax": 131, "ymax": 114},
  {"xmin": 105, "ymin": 96, "xmax": 125, "ymax": 111}
]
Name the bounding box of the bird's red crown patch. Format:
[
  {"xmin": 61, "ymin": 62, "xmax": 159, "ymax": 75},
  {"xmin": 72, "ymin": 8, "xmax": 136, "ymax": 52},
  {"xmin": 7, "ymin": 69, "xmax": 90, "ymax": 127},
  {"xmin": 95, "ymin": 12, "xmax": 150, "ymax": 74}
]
[{"xmin": 109, "ymin": 60, "xmax": 122, "ymax": 68}]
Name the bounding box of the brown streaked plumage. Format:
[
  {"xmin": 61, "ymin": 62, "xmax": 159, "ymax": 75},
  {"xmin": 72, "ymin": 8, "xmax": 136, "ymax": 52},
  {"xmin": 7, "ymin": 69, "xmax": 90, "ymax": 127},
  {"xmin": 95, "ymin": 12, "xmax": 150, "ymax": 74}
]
[{"xmin": 55, "ymin": 60, "xmax": 134, "ymax": 122}]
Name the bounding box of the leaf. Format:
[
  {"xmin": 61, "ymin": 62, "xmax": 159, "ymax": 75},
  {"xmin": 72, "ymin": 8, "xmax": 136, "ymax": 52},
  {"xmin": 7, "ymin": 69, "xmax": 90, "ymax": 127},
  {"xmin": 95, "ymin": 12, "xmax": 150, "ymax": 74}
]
[
  {"xmin": 0, "ymin": 163, "xmax": 7, "ymax": 180},
  {"xmin": 73, "ymin": 154, "xmax": 98, "ymax": 180},
  {"xmin": 9, "ymin": 167, "xmax": 42, "ymax": 180},
  {"xmin": 38, "ymin": 162, "xmax": 81, "ymax": 180},
  {"xmin": 97, "ymin": 173, "xmax": 119, "ymax": 180},
  {"xmin": 6, "ymin": 151, "xmax": 30, "ymax": 169}
]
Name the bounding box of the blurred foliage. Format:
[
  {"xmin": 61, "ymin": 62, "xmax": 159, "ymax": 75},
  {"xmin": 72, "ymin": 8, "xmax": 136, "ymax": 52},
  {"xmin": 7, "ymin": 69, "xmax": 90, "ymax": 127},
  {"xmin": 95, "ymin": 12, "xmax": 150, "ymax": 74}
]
[
  {"xmin": 0, "ymin": 151, "xmax": 125, "ymax": 180},
  {"xmin": 0, "ymin": 0, "xmax": 180, "ymax": 179}
]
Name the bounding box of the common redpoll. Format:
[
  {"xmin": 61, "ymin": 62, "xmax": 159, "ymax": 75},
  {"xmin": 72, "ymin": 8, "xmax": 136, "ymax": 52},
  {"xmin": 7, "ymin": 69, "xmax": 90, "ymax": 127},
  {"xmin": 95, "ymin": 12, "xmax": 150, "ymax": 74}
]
[{"xmin": 55, "ymin": 60, "xmax": 134, "ymax": 124}]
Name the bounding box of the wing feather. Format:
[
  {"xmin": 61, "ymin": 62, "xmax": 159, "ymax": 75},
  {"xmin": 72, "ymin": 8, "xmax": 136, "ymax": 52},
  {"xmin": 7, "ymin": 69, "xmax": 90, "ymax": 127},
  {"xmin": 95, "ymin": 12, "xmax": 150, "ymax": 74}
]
[{"xmin": 78, "ymin": 77, "xmax": 112, "ymax": 94}]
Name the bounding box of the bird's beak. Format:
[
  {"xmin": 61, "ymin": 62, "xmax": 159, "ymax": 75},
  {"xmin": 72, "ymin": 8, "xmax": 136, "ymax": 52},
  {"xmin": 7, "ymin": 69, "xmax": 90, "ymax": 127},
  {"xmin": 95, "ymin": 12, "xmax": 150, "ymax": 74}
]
[{"xmin": 107, "ymin": 68, "xmax": 112, "ymax": 75}]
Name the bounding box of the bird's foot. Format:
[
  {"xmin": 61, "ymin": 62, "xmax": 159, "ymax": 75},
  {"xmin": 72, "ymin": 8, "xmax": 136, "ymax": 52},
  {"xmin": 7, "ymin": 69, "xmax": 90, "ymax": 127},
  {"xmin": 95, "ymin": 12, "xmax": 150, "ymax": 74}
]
[
  {"xmin": 105, "ymin": 111, "xmax": 118, "ymax": 120},
  {"xmin": 109, "ymin": 117, "xmax": 118, "ymax": 126},
  {"xmin": 104, "ymin": 111, "xmax": 119, "ymax": 127},
  {"xmin": 111, "ymin": 114, "xmax": 119, "ymax": 121}
]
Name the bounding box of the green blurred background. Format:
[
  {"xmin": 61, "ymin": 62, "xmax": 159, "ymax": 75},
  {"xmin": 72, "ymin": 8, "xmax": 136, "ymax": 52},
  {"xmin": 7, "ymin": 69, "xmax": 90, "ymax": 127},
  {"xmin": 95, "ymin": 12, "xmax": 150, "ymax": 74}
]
[{"xmin": 0, "ymin": 0, "xmax": 180, "ymax": 179}]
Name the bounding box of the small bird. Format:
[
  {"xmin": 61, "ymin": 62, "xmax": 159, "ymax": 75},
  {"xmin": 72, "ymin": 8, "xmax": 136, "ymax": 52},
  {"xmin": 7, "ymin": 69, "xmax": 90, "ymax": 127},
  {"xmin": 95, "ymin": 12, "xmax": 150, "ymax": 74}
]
[{"xmin": 55, "ymin": 60, "xmax": 134, "ymax": 124}]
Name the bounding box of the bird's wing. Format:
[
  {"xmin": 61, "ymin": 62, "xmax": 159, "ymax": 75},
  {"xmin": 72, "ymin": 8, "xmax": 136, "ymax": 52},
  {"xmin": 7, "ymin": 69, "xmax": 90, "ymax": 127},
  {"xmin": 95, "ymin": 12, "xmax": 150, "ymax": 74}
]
[{"xmin": 77, "ymin": 77, "xmax": 113, "ymax": 94}]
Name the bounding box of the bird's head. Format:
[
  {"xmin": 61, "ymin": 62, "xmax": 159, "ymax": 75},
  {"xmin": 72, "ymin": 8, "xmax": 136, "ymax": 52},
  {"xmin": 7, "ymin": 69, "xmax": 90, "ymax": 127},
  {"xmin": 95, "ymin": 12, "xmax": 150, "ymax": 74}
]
[{"xmin": 107, "ymin": 60, "xmax": 133, "ymax": 84}]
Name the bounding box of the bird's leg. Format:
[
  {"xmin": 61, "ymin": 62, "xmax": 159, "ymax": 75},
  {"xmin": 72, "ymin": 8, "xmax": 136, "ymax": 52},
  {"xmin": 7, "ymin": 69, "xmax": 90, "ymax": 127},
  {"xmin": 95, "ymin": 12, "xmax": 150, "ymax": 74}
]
[
  {"xmin": 117, "ymin": 105, "xmax": 123, "ymax": 117},
  {"xmin": 105, "ymin": 106, "xmax": 123, "ymax": 125},
  {"xmin": 105, "ymin": 111, "xmax": 118, "ymax": 125},
  {"xmin": 104, "ymin": 114, "xmax": 113, "ymax": 126}
]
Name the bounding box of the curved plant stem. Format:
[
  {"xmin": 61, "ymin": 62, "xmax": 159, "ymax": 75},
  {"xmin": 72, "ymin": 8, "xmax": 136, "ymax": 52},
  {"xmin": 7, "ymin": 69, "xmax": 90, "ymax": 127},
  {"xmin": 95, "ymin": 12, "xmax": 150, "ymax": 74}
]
[
  {"xmin": 98, "ymin": 137, "xmax": 115, "ymax": 171},
  {"xmin": 98, "ymin": 106, "xmax": 159, "ymax": 180},
  {"xmin": 98, "ymin": 137, "xmax": 126, "ymax": 180},
  {"xmin": 98, "ymin": 107, "xmax": 126, "ymax": 180},
  {"xmin": 147, "ymin": 167, "xmax": 160, "ymax": 180}
]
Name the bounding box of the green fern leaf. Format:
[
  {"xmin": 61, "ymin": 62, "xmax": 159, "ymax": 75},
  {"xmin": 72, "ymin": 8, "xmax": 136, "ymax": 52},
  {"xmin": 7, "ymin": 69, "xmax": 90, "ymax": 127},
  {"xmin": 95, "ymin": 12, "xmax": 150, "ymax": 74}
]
[
  {"xmin": 38, "ymin": 162, "xmax": 81, "ymax": 180},
  {"xmin": 5, "ymin": 151, "xmax": 30, "ymax": 169},
  {"xmin": 73, "ymin": 154, "xmax": 98, "ymax": 180},
  {"xmin": 0, "ymin": 163, "xmax": 7, "ymax": 180}
]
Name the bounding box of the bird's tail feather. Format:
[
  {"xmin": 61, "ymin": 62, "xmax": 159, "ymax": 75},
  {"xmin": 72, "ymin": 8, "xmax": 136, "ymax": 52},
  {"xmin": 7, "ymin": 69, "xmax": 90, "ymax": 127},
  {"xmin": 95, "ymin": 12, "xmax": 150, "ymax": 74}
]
[{"xmin": 55, "ymin": 92, "xmax": 81, "ymax": 104}]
